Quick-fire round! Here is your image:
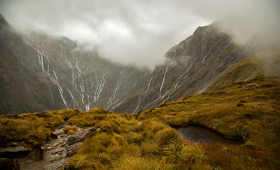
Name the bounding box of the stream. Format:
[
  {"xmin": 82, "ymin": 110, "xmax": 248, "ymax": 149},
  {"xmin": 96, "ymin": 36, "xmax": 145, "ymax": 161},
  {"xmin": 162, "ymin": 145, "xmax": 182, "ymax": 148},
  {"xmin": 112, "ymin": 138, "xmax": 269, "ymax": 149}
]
[{"xmin": 0, "ymin": 122, "xmax": 95, "ymax": 170}]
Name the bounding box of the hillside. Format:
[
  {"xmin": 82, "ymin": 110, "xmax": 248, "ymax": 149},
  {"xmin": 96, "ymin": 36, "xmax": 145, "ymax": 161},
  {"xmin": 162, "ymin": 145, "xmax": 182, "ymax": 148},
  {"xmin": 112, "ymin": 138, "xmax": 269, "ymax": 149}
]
[
  {"xmin": 0, "ymin": 76, "xmax": 280, "ymax": 169},
  {"xmin": 0, "ymin": 14, "xmax": 255, "ymax": 115},
  {"xmin": 1, "ymin": 11, "xmax": 280, "ymax": 169}
]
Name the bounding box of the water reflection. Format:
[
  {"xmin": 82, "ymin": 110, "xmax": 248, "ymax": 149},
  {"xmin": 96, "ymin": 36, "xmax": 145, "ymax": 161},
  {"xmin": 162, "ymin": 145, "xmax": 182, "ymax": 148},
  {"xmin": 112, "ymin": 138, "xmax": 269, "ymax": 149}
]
[{"xmin": 175, "ymin": 125, "xmax": 240, "ymax": 144}]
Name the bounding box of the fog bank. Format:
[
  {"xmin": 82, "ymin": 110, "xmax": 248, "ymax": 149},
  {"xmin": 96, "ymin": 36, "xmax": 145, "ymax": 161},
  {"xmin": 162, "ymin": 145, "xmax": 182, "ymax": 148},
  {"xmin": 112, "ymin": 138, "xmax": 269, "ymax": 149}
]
[{"xmin": 0, "ymin": 0, "xmax": 279, "ymax": 69}]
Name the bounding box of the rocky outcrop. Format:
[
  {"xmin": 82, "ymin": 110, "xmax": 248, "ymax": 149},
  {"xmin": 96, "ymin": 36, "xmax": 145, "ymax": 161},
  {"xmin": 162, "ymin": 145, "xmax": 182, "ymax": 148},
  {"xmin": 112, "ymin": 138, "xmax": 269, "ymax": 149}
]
[{"xmin": 0, "ymin": 123, "xmax": 94, "ymax": 170}]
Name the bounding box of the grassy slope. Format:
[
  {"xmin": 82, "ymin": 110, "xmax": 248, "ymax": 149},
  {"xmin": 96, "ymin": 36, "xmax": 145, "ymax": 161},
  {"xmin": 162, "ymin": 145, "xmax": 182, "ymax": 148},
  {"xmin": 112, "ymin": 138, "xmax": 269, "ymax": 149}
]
[
  {"xmin": 137, "ymin": 76, "xmax": 280, "ymax": 169},
  {"xmin": 139, "ymin": 76, "xmax": 280, "ymax": 143},
  {"xmin": 207, "ymin": 51, "xmax": 280, "ymax": 91},
  {"xmin": 1, "ymin": 76, "xmax": 280, "ymax": 169}
]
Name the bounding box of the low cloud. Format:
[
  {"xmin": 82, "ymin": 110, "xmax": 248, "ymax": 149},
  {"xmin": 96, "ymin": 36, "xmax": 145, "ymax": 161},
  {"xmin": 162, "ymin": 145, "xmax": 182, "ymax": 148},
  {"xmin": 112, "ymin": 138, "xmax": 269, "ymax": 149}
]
[{"xmin": 0, "ymin": 0, "xmax": 279, "ymax": 69}]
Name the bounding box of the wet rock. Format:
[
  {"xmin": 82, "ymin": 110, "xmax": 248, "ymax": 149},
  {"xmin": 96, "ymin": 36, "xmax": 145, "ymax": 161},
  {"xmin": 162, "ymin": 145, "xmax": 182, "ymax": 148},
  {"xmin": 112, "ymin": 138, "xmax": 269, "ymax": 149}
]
[
  {"xmin": 13, "ymin": 123, "xmax": 92, "ymax": 170},
  {"xmin": 58, "ymin": 125, "xmax": 64, "ymax": 129},
  {"xmin": 0, "ymin": 146, "xmax": 32, "ymax": 153},
  {"xmin": 50, "ymin": 143, "xmax": 82, "ymax": 162},
  {"xmin": 0, "ymin": 142, "xmax": 33, "ymax": 153},
  {"xmin": 53, "ymin": 129, "xmax": 64, "ymax": 136},
  {"xmin": 74, "ymin": 130, "xmax": 91, "ymax": 143},
  {"xmin": 88, "ymin": 127, "xmax": 96, "ymax": 132},
  {"xmin": 0, "ymin": 158, "xmax": 20, "ymax": 170},
  {"xmin": 67, "ymin": 142, "xmax": 82, "ymax": 156},
  {"xmin": 66, "ymin": 136, "xmax": 75, "ymax": 145},
  {"xmin": 52, "ymin": 148, "xmax": 68, "ymax": 160},
  {"xmin": 51, "ymin": 149, "xmax": 64, "ymax": 155}
]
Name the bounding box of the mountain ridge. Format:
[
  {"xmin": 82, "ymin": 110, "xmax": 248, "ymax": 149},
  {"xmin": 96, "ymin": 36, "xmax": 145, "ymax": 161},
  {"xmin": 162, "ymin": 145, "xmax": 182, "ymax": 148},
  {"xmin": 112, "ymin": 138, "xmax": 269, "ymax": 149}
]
[
  {"xmin": 0, "ymin": 14, "xmax": 278, "ymax": 115},
  {"xmin": 1, "ymin": 13, "xmax": 280, "ymax": 170}
]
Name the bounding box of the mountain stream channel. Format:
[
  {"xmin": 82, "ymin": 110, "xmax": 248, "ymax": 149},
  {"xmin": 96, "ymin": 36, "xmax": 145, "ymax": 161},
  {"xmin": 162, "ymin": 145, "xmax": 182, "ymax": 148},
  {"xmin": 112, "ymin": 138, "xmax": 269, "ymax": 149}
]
[
  {"xmin": 0, "ymin": 120, "xmax": 95, "ymax": 170},
  {"xmin": 0, "ymin": 123, "xmax": 241, "ymax": 170}
]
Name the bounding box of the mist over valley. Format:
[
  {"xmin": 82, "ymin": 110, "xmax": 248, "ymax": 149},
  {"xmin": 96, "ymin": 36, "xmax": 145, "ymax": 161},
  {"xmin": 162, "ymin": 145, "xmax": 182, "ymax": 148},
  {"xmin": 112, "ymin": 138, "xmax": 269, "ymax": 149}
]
[{"xmin": 0, "ymin": 1, "xmax": 280, "ymax": 170}]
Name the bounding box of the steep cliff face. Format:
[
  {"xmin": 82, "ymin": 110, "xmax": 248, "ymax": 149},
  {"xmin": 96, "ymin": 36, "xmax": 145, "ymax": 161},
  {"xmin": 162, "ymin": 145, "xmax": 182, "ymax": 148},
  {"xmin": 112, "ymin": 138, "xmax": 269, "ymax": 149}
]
[
  {"xmin": 0, "ymin": 14, "xmax": 59, "ymax": 114},
  {"xmin": 0, "ymin": 14, "xmax": 150, "ymax": 114},
  {"xmin": 0, "ymin": 14, "xmax": 260, "ymax": 115},
  {"xmin": 123, "ymin": 24, "xmax": 251, "ymax": 112}
]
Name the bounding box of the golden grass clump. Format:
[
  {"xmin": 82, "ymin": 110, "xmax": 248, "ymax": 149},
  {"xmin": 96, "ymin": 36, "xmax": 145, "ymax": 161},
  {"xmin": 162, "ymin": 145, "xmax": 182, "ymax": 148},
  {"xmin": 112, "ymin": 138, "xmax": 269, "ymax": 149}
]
[
  {"xmin": 63, "ymin": 126, "xmax": 78, "ymax": 135},
  {"xmin": 140, "ymin": 141, "xmax": 159, "ymax": 156},
  {"xmin": 0, "ymin": 115, "xmax": 52, "ymax": 146},
  {"xmin": 154, "ymin": 127, "xmax": 179, "ymax": 145},
  {"xmin": 180, "ymin": 142, "xmax": 206, "ymax": 162},
  {"xmin": 0, "ymin": 109, "xmax": 81, "ymax": 146},
  {"xmin": 113, "ymin": 155, "xmax": 162, "ymax": 170},
  {"xmin": 95, "ymin": 120, "xmax": 122, "ymax": 134},
  {"xmin": 63, "ymin": 112, "xmax": 193, "ymax": 169}
]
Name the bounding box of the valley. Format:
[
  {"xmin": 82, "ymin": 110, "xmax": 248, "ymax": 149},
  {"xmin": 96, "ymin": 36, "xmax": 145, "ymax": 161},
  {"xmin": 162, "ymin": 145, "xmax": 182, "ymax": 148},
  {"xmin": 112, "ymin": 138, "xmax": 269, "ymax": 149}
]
[
  {"xmin": 0, "ymin": 10, "xmax": 280, "ymax": 170},
  {"xmin": 0, "ymin": 14, "xmax": 253, "ymax": 115}
]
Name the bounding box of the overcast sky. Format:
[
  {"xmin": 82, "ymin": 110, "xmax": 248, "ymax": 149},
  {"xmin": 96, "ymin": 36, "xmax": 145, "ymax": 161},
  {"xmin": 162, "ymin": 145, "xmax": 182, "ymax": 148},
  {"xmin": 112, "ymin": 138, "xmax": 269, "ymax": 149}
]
[{"xmin": 0, "ymin": 0, "xmax": 279, "ymax": 69}]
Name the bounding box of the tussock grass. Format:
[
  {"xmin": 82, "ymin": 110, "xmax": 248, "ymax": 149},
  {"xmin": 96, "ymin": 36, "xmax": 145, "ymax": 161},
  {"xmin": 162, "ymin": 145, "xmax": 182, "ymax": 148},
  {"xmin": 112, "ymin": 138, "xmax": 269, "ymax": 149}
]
[
  {"xmin": 63, "ymin": 126, "xmax": 78, "ymax": 135},
  {"xmin": 181, "ymin": 142, "xmax": 205, "ymax": 162},
  {"xmin": 0, "ymin": 109, "xmax": 79, "ymax": 146},
  {"xmin": 137, "ymin": 76, "xmax": 280, "ymax": 169},
  {"xmin": 1, "ymin": 77, "xmax": 280, "ymax": 170},
  {"xmin": 63, "ymin": 117, "xmax": 203, "ymax": 169},
  {"xmin": 114, "ymin": 155, "xmax": 162, "ymax": 170},
  {"xmin": 155, "ymin": 127, "xmax": 179, "ymax": 145}
]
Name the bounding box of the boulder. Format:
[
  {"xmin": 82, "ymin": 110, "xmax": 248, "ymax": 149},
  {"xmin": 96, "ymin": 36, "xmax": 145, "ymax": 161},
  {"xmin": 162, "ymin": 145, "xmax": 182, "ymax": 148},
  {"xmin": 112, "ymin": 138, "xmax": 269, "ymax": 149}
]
[
  {"xmin": 74, "ymin": 130, "xmax": 92, "ymax": 143},
  {"xmin": 66, "ymin": 136, "xmax": 75, "ymax": 145}
]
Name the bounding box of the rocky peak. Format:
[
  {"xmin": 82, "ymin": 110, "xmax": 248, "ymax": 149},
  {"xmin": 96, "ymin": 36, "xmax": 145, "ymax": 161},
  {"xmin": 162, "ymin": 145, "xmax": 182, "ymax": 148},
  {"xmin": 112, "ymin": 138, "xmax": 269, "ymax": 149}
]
[
  {"xmin": 0, "ymin": 13, "xmax": 9, "ymax": 29},
  {"xmin": 0, "ymin": 14, "xmax": 261, "ymax": 115}
]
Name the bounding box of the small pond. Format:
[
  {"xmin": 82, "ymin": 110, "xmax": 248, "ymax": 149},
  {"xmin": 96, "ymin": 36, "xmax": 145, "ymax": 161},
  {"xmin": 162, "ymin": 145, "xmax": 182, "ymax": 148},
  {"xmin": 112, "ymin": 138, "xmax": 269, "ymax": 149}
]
[{"xmin": 175, "ymin": 125, "xmax": 241, "ymax": 144}]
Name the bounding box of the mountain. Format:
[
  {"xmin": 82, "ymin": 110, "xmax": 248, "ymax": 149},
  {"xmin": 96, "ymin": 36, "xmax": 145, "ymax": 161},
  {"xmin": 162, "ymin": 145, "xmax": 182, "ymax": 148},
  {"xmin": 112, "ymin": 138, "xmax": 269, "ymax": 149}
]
[
  {"xmin": 0, "ymin": 14, "xmax": 278, "ymax": 115},
  {"xmin": 0, "ymin": 14, "xmax": 149, "ymax": 114},
  {"xmin": 1, "ymin": 13, "xmax": 280, "ymax": 170}
]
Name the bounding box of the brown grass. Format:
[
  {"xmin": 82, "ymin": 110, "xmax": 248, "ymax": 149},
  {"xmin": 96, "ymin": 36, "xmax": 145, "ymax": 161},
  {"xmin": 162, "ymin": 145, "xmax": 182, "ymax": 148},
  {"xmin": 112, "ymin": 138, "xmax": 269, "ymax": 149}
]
[{"xmin": 1, "ymin": 77, "xmax": 280, "ymax": 170}]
